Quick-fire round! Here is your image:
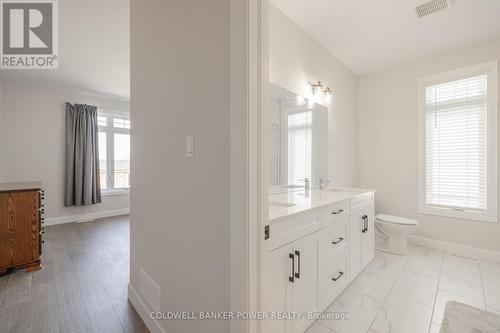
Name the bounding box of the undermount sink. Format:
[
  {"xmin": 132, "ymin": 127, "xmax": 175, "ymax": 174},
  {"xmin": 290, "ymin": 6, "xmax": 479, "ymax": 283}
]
[
  {"xmin": 326, "ymin": 188, "xmax": 354, "ymax": 194},
  {"xmin": 269, "ymin": 201, "xmax": 297, "ymax": 208}
]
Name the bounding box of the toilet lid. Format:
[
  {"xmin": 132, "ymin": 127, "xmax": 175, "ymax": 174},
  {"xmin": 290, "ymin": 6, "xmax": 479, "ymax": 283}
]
[{"xmin": 376, "ymin": 214, "xmax": 418, "ymax": 225}]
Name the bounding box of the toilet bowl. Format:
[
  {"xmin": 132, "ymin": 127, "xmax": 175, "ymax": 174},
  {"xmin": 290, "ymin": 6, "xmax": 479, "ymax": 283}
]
[{"xmin": 375, "ymin": 214, "xmax": 418, "ymax": 256}]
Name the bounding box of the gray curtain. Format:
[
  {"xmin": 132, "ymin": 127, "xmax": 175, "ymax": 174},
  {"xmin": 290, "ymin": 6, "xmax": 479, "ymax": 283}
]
[{"xmin": 64, "ymin": 102, "xmax": 102, "ymax": 206}]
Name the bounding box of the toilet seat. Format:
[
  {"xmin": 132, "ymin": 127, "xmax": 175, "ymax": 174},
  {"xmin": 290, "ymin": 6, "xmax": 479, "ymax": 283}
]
[{"xmin": 376, "ymin": 214, "xmax": 418, "ymax": 226}]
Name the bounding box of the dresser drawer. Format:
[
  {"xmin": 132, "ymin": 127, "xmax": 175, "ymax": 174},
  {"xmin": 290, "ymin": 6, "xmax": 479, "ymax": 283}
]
[
  {"xmin": 320, "ymin": 219, "xmax": 348, "ymax": 267},
  {"xmin": 320, "ymin": 246, "xmax": 348, "ymax": 310},
  {"xmin": 322, "ymin": 201, "xmax": 349, "ymax": 227},
  {"xmin": 349, "ymin": 192, "xmax": 374, "ymax": 214},
  {"xmin": 268, "ymin": 211, "xmax": 322, "ymax": 251}
]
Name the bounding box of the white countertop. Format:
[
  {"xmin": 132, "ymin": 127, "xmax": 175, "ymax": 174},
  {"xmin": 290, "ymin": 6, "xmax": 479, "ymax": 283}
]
[{"xmin": 269, "ymin": 187, "xmax": 376, "ymax": 221}]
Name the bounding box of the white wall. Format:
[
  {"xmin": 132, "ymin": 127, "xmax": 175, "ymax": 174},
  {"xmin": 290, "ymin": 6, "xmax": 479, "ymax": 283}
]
[
  {"xmin": 130, "ymin": 1, "xmax": 233, "ymax": 332},
  {"xmin": 359, "ymin": 38, "xmax": 500, "ymax": 252},
  {"xmin": 269, "ymin": 5, "xmax": 358, "ymax": 186},
  {"xmin": 0, "ymin": 79, "xmax": 130, "ymax": 222}
]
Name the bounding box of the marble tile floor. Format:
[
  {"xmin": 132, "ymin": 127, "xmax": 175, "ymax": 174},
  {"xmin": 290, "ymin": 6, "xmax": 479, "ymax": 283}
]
[{"xmin": 308, "ymin": 245, "xmax": 500, "ymax": 333}]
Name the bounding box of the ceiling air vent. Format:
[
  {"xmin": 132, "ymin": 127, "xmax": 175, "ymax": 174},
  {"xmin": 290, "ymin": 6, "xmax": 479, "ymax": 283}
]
[{"xmin": 415, "ymin": 0, "xmax": 449, "ymax": 17}]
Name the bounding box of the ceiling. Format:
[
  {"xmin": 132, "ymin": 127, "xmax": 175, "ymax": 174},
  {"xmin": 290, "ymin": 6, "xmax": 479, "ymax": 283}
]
[
  {"xmin": 270, "ymin": 0, "xmax": 500, "ymax": 76},
  {"xmin": 0, "ymin": 0, "xmax": 129, "ymax": 99}
]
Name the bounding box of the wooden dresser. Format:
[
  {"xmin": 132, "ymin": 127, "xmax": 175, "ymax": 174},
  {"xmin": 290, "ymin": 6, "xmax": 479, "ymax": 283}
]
[{"xmin": 0, "ymin": 182, "xmax": 44, "ymax": 273}]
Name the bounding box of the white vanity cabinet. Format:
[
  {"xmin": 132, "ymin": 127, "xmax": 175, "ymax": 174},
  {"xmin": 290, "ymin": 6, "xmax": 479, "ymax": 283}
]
[
  {"xmin": 291, "ymin": 232, "xmax": 322, "ymax": 333},
  {"xmin": 349, "ymin": 208, "xmax": 374, "ymax": 277},
  {"xmin": 319, "ymin": 218, "xmax": 349, "ymax": 309},
  {"xmin": 349, "ymin": 194, "xmax": 375, "ymax": 277},
  {"xmin": 264, "ymin": 190, "xmax": 375, "ymax": 333},
  {"xmin": 262, "ymin": 232, "xmax": 321, "ymax": 333},
  {"xmin": 262, "ymin": 243, "xmax": 293, "ymax": 333}
]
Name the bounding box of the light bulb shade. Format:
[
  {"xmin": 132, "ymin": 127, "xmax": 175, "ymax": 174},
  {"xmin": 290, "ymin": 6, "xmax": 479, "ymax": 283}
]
[
  {"xmin": 323, "ymin": 87, "xmax": 332, "ymax": 106},
  {"xmin": 296, "ymin": 95, "xmax": 306, "ymax": 106},
  {"xmin": 307, "ymin": 98, "xmax": 315, "ymax": 110}
]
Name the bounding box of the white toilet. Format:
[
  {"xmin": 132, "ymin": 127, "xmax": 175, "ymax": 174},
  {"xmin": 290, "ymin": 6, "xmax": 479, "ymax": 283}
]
[{"xmin": 375, "ymin": 214, "xmax": 418, "ymax": 256}]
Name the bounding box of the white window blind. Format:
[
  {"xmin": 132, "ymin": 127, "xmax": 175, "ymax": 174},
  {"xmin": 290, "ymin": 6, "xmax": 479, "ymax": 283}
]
[
  {"xmin": 425, "ymin": 74, "xmax": 487, "ymax": 212},
  {"xmin": 288, "ymin": 111, "xmax": 312, "ymax": 185}
]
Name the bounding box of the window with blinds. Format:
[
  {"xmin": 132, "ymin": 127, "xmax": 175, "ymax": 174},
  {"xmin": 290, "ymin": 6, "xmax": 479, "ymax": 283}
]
[
  {"xmin": 288, "ymin": 111, "xmax": 312, "ymax": 185},
  {"xmin": 419, "ymin": 61, "xmax": 498, "ymax": 222},
  {"xmin": 425, "ymin": 75, "xmax": 487, "ymax": 211}
]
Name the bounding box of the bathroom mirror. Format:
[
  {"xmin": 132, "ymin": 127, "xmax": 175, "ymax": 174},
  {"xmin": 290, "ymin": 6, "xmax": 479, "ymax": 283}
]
[{"xmin": 269, "ymin": 83, "xmax": 328, "ymax": 194}]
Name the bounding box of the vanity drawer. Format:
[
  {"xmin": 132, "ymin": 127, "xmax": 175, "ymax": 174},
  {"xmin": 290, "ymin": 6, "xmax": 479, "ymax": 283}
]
[
  {"xmin": 320, "ymin": 246, "xmax": 348, "ymax": 310},
  {"xmin": 322, "ymin": 201, "xmax": 349, "ymax": 227},
  {"xmin": 268, "ymin": 211, "xmax": 322, "ymax": 251},
  {"xmin": 320, "ymin": 219, "xmax": 348, "ymax": 267},
  {"xmin": 349, "ymin": 192, "xmax": 374, "ymax": 214}
]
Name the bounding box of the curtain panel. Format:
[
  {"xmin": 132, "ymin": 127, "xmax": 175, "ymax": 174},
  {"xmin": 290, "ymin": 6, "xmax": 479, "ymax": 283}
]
[{"xmin": 64, "ymin": 102, "xmax": 102, "ymax": 206}]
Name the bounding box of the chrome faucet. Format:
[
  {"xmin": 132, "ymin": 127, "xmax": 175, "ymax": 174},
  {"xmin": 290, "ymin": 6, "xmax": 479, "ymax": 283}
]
[
  {"xmin": 299, "ymin": 178, "xmax": 310, "ymax": 190},
  {"xmin": 319, "ymin": 178, "xmax": 331, "ymax": 190}
]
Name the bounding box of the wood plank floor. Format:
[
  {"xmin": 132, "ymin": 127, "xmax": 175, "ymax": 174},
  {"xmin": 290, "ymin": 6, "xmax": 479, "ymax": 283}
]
[{"xmin": 0, "ymin": 215, "xmax": 149, "ymax": 333}]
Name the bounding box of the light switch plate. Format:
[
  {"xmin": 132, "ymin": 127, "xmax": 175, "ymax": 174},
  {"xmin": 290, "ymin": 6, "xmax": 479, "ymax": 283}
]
[{"xmin": 186, "ymin": 136, "xmax": 194, "ymax": 157}]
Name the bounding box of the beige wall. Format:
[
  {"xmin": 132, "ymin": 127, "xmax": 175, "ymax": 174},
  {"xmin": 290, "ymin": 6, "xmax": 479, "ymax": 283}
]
[
  {"xmin": 269, "ymin": 5, "xmax": 358, "ymax": 187},
  {"xmin": 130, "ymin": 0, "xmax": 233, "ymax": 332},
  {"xmin": 358, "ymin": 38, "xmax": 500, "ymax": 252},
  {"xmin": 0, "ymin": 79, "xmax": 130, "ymax": 221}
]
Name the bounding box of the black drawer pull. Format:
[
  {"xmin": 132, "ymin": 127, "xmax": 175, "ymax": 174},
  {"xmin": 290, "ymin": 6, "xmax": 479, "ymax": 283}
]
[
  {"xmin": 331, "ymin": 209, "xmax": 344, "ymax": 215},
  {"xmin": 289, "ymin": 253, "xmax": 295, "ymax": 283},
  {"xmin": 332, "ymin": 271, "xmax": 344, "ymax": 282},
  {"xmin": 294, "ymin": 250, "xmax": 301, "ymax": 279},
  {"xmin": 332, "ymin": 237, "xmax": 344, "ymax": 245}
]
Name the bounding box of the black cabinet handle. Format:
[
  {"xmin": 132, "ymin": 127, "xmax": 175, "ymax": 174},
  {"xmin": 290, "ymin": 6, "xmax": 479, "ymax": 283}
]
[
  {"xmin": 361, "ymin": 216, "xmax": 366, "ymax": 233},
  {"xmin": 294, "ymin": 250, "xmax": 301, "ymax": 279},
  {"xmin": 362, "ymin": 215, "xmax": 368, "ymax": 232},
  {"xmin": 332, "ymin": 237, "xmax": 344, "ymax": 245},
  {"xmin": 289, "ymin": 253, "xmax": 295, "ymax": 283},
  {"xmin": 332, "ymin": 209, "xmax": 344, "ymax": 215},
  {"xmin": 332, "ymin": 271, "xmax": 344, "ymax": 282}
]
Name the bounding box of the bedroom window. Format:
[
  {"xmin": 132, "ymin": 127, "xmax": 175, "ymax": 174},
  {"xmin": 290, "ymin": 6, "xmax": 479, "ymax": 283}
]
[
  {"xmin": 98, "ymin": 110, "xmax": 130, "ymax": 193},
  {"xmin": 418, "ymin": 61, "xmax": 498, "ymax": 222}
]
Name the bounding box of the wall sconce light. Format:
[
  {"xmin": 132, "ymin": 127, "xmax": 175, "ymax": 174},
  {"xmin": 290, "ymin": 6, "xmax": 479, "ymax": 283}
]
[
  {"xmin": 309, "ymin": 81, "xmax": 323, "ymax": 95},
  {"xmin": 323, "ymin": 86, "xmax": 332, "ymax": 106}
]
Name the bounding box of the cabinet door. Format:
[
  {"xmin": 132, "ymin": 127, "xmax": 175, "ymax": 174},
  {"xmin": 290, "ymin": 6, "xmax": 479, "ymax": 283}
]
[
  {"xmin": 10, "ymin": 191, "xmax": 40, "ymax": 266},
  {"xmin": 320, "ymin": 219, "xmax": 348, "ymax": 267},
  {"xmin": 320, "ymin": 246, "xmax": 348, "ymax": 310},
  {"xmin": 349, "ymin": 211, "xmax": 364, "ymax": 278},
  {"xmin": 0, "ymin": 193, "xmax": 14, "ymax": 269},
  {"xmin": 292, "ymin": 232, "xmax": 321, "ymax": 333},
  {"xmin": 262, "ymin": 243, "xmax": 294, "ymax": 333},
  {"xmin": 361, "ymin": 208, "xmax": 374, "ymax": 266}
]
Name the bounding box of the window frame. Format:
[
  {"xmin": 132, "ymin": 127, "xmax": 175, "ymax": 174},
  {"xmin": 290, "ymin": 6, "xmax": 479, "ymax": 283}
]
[
  {"xmin": 287, "ymin": 109, "xmax": 313, "ymax": 186},
  {"xmin": 98, "ymin": 109, "xmax": 131, "ymax": 195},
  {"xmin": 418, "ymin": 61, "xmax": 499, "ymax": 223}
]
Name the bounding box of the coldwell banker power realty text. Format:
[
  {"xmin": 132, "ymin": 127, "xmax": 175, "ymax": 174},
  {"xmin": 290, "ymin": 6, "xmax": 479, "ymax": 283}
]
[{"xmin": 1, "ymin": 0, "xmax": 58, "ymax": 69}]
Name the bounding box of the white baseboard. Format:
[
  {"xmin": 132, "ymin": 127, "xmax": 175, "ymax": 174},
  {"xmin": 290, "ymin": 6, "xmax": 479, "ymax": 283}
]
[
  {"xmin": 408, "ymin": 235, "xmax": 500, "ymax": 263},
  {"xmin": 128, "ymin": 283, "xmax": 166, "ymax": 333},
  {"xmin": 45, "ymin": 208, "xmax": 130, "ymax": 226}
]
